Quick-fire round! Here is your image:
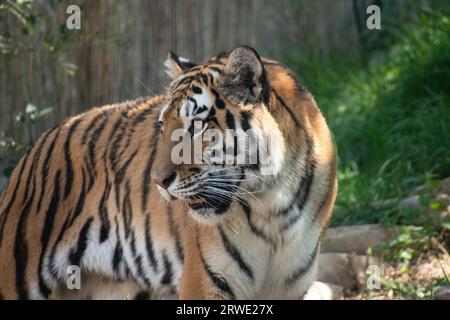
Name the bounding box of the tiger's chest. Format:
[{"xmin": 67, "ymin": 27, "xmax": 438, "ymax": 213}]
[
  {"xmin": 199, "ymin": 198, "xmax": 321, "ymax": 299},
  {"xmin": 101, "ymin": 184, "xmax": 321, "ymax": 299}
]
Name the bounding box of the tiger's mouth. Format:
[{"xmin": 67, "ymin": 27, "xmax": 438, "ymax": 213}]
[
  {"xmin": 186, "ymin": 198, "xmax": 206, "ymax": 209},
  {"xmin": 185, "ymin": 190, "xmax": 233, "ymax": 214}
]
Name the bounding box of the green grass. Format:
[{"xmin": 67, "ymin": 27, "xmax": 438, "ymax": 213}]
[{"xmin": 287, "ymin": 9, "xmax": 450, "ymax": 226}]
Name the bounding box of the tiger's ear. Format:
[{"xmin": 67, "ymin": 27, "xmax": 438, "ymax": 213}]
[
  {"xmin": 220, "ymin": 46, "xmax": 269, "ymax": 104},
  {"xmin": 164, "ymin": 50, "xmax": 196, "ymax": 79}
]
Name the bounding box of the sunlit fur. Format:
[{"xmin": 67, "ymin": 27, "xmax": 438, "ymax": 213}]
[{"xmin": 0, "ymin": 47, "xmax": 336, "ymax": 300}]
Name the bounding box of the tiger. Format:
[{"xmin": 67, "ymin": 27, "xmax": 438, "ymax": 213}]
[{"xmin": 0, "ymin": 46, "xmax": 337, "ymax": 300}]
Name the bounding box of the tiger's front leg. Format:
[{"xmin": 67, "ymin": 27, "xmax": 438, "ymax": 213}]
[
  {"xmin": 179, "ymin": 227, "xmax": 253, "ymax": 300},
  {"xmin": 179, "ymin": 242, "xmax": 231, "ymax": 300}
]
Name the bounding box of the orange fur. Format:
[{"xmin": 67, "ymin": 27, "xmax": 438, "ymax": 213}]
[{"xmin": 0, "ymin": 49, "xmax": 336, "ymax": 300}]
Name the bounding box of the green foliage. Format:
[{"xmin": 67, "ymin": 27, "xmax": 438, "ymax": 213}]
[
  {"xmin": 380, "ymin": 226, "xmax": 432, "ymax": 270},
  {"xmin": 365, "ymin": 223, "xmax": 449, "ymax": 299},
  {"xmin": 379, "ymin": 278, "xmax": 440, "ymax": 300},
  {"xmin": 287, "ymin": 8, "xmax": 450, "ymax": 226},
  {"xmin": 0, "ymin": 0, "xmax": 79, "ymax": 75},
  {"xmin": 16, "ymin": 103, "xmax": 52, "ymax": 123},
  {"xmin": 0, "ymin": 103, "xmax": 52, "ymax": 177}
]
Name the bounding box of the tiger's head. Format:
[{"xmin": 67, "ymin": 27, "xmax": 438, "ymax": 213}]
[{"xmin": 151, "ymin": 46, "xmax": 286, "ymax": 223}]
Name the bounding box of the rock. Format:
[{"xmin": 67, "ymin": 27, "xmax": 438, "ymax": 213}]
[
  {"xmin": 399, "ymin": 195, "xmax": 420, "ymax": 210},
  {"xmin": 317, "ymin": 253, "xmax": 379, "ymax": 290},
  {"xmin": 399, "ymin": 178, "xmax": 450, "ymax": 227},
  {"xmin": 303, "ymin": 281, "xmax": 343, "ymax": 300},
  {"xmin": 373, "ymin": 179, "xmax": 450, "ymax": 227},
  {"xmin": 322, "ymin": 224, "xmax": 394, "ymax": 255},
  {"xmin": 434, "ymin": 286, "xmax": 450, "ymax": 300},
  {"xmin": 399, "ymin": 193, "xmax": 450, "ymax": 227},
  {"xmin": 398, "ymin": 193, "xmax": 449, "ymax": 210},
  {"xmin": 412, "ymin": 177, "xmax": 450, "ymax": 195}
]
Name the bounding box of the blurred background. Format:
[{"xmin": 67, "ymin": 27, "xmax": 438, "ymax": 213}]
[{"xmin": 0, "ymin": 0, "xmax": 449, "ymax": 299}]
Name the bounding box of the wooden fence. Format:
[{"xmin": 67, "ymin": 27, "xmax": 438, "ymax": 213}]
[{"xmin": 1, "ymin": 0, "xmax": 380, "ymax": 144}]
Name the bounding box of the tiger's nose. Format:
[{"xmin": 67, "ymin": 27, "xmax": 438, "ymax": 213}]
[{"xmin": 152, "ymin": 172, "xmax": 177, "ymax": 189}]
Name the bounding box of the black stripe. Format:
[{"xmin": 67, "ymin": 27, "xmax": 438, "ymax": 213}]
[
  {"xmin": 38, "ymin": 169, "xmax": 62, "ymax": 299},
  {"xmin": 130, "ymin": 228, "xmax": 138, "ymax": 256},
  {"xmin": 198, "ymin": 242, "xmax": 235, "ymax": 299},
  {"xmin": 206, "ymin": 106, "xmax": 216, "ymax": 121},
  {"xmin": 0, "ymin": 151, "xmax": 30, "ymax": 248},
  {"xmin": 87, "ymin": 116, "xmax": 108, "ymax": 177},
  {"xmin": 187, "ymin": 120, "xmax": 195, "ymax": 136},
  {"xmin": 112, "ymin": 240, "xmax": 123, "ymax": 273},
  {"xmin": 85, "ymin": 156, "xmax": 96, "ymax": 191},
  {"xmin": 215, "ymin": 97, "xmax": 225, "ymax": 109},
  {"xmin": 176, "ymin": 75, "xmax": 195, "ymax": 87},
  {"xmin": 124, "ymin": 265, "xmax": 132, "ymax": 278},
  {"xmin": 145, "ymin": 215, "xmax": 159, "ymax": 272},
  {"xmin": 114, "ymin": 149, "xmax": 138, "ymax": 211},
  {"xmin": 279, "ymin": 160, "xmax": 315, "ymax": 230},
  {"xmin": 272, "ymin": 89, "xmax": 302, "ymax": 129},
  {"xmin": 132, "ymin": 105, "xmax": 154, "ymax": 127},
  {"xmin": 225, "ymin": 110, "xmax": 236, "ymax": 130},
  {"xmin": 69, "ymin": 217, "xmax": 93, "ymax": 266},
  {"xmin": 122, "ymin": 181, "xmax": 133, "ymax": 239},
  {"xmin": 64, "ymin": 118, "xmax": 83, "ymax": 199},
  {"xmin": 130, "ymin": 231, "xmax": 151, "ymax": 287},
  {"xmin": 98, "ymin": 178, "xmax": 112, "ymax": 243},
  {"xmin": 48, "ymin": 168, "xmax": 88, "ymax": 277},
  {"xmin": 108, "ymin": 112, "xmax": 127, "ymax": 173},
  {"xmin": 200, "ymin": 73, "xmax": 209, "ymax": 85},
  {"xmin": 233, "ymin": 135, "xmax": 238, "ymax": 158},
  {"xmin": 195, "ymin": 105, "xmax": 208, "ymax": 115},
  {"xmin": 37, "ymin": 128, "xmax": 61, "ymax": 213},
  {"xmin": 219, "ymin": 227, "xmax": 254, "ymax": 281},
  {"xmin": 280, "ymin": 212, "xmax": 302, "ymax": 232},
  {"xmin": 112, "ymin": 216, "xmax": 124, "ymax": 275},
  {"xmin": 208, "ymin": 73, "xmax": 215, "ymax": 86},
  {"xmin": 22, "ymin": 129, "xmax": 53, "ymax": 204},
  {"xmin": 166, "ymin": 204, "xmax": 184, "ymax": 263},
  {"xmin": 71, "ymin": 168, "xmax": 88, "ymax": 221},
  {"xmin": 211, "ymin": 88, "xmax": 225, "ymax": 109},
  {"xmin": 141, "ymin": 120, "xmax": 159, "ymax": 213},
  {"xmin": 192, "ymin": 85, "xmax": 202, "ymax": 94},
  {"xmin": 239, "ymin": 201, "xmax": 275, "ymax": 246},
  {"xmin": 81, "ymin": 112, "xmax": 105, "ymax": 145},
  {"xmin": 116, "ymin": 129, "xmax": 136, "ymax": 167},
  {"xmin": 316, "ymin": 167, "xmax": 336, "ymax": 215},
  {"xmin": 135, "ymin": 255, "xmax": 150, "ymax": 286},
  {"xmin": 160, "ymin": 250, "xmax": 173, "ymax": 285},
  {"xmin": 14, "ymin": 166, "xmax": 37, "ymax": 299},
  {"xmin": 240, "ymin": 111, "xmax": 251, "ymax": 131},
  {"xmin": 297, "ymin": 161, "xmax": 315, "ymax": 213},
  {"xmin": 115, "ymin": 106, "xmax": 153, "ymax": 167},
  {"xmin": 279, "ymin": 136, "xmax": 315, "ymax": 216},
  {"xmin": 285, "ymin": 240, "xmax": 320, "ymax": 286}
]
